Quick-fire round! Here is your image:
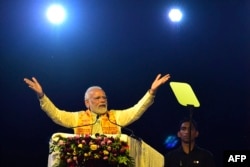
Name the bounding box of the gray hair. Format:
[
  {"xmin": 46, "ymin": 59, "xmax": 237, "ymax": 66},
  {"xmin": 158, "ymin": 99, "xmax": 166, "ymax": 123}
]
[{"xmin": 84, "ymin": 86, "xmax": 103, "ymax": 100}]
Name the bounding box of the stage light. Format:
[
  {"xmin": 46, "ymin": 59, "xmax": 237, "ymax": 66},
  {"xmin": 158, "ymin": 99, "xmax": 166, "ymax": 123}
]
[
  {"xmin": 168, "ymin": 8, "xmax": 182, "ymax": 22},
  {"xmin": 46, "ymin": 4, "xmax": 67, "ymax": 25},
  {"xmin": 164, "ymin": 135, "xmax": 179, "ymax": 149}
]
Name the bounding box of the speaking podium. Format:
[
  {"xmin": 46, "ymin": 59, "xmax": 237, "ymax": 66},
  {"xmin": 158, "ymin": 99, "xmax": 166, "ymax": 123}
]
[{"xmin": 48, "ymin": 133, "xmax": 164, "ymax": 167}]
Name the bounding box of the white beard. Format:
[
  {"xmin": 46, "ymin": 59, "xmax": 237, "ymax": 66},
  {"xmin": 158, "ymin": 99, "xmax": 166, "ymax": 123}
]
[{"xmin": 90, "ymin": 106, "xmax": 107, "ymax": 114}]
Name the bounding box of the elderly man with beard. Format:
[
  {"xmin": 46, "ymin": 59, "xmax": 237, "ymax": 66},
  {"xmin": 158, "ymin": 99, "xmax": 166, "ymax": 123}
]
[
  {"xmin": 24, "ymin": 73, "xmax": 170, "ymax": 135},
  {"xmin": 164, "ymin": 118, "xmax": 216, "ymax": 167}
]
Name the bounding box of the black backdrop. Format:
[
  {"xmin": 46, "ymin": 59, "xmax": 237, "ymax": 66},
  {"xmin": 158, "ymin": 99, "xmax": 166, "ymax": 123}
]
[{"xmin": 1, "ymin": 0, "xmax": 249, "ymax": 166}]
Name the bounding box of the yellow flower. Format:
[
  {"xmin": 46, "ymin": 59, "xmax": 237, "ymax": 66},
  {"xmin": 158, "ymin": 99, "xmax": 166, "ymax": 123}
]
[
  {"xmin": 78, "ymin": 143, "xmax": 83, "ymax": 148},
  {"xmin": 90, "ymin": 144, "xmax": 98, "ymax": 150},
  {"xmin": 94, "ymin": 154, "xmax": 100, "ymax": 159},
  {"xmin": 103, "ymin": 150, "xmax": 109, "ymax": 155}
]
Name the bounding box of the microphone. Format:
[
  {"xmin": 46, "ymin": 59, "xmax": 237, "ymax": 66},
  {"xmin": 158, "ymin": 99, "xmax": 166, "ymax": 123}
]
[
  {"xmin": 71, "ymin": 114, "xmax": 100, "ymax": 128},
  {"xmin": 57, "ymin": 115, "xmax": 100, "ymax": 132},
  {"xmin": 106, "ymin": 113, "xmax": 141, "ymax": 141}
]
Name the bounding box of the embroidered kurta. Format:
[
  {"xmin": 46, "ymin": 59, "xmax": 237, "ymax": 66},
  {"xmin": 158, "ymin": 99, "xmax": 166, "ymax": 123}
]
[{"xmin": 39, "ymin": 91, "xmax": 155, "ymax": 135}]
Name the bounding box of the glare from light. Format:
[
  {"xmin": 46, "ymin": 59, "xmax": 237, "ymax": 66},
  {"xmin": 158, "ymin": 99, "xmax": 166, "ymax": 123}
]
[
  {"xmin": 46, "ymin": 4, "xmax": 67, "ymax": 25},
  {"xmin": 168, "ymin": 9, "xmax": 183, "ymax": 22},
  {"xmin": 164, "ymin": 135, "xmax": 179, "ymax": 149}
]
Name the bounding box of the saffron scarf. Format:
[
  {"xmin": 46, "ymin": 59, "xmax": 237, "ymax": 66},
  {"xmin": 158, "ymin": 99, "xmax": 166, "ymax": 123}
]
[{"xmin": 74, "ymin": 110, "xmax": 119, "ymax": 135}]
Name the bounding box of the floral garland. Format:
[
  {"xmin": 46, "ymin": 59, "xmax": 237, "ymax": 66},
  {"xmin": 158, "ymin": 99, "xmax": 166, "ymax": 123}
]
[{"xmin": 49, "ymin": 133, "xmax": 135, "ymax": 167}]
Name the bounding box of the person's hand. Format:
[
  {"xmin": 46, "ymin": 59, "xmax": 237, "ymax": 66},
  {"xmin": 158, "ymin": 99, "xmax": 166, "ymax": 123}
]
[
  {"xmin": 149, "ymin": 74, "xmax": 171, "ymax": 95},
  {"xmin": 24, "ymin": 77, "xmax": 44, "ymax": 98}
]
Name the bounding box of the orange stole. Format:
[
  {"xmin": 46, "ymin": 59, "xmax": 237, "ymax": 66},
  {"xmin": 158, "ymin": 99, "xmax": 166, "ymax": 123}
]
[
  {"xmin": 74, "ymin": 110, "xmax": 119, "ymax": 135},
  {"xmin": 74, "ymin": 110, "xmax": 92, "ymax": 135},
  {"xmin": 101, "ymin": 112, "xmax": 119, "ymax": 134}
]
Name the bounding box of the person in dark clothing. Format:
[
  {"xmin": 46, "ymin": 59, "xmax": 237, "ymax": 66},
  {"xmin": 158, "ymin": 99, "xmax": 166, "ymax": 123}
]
[{"xmin": 164, "ymin": 118, "xmax": 216, "ymax": 167}]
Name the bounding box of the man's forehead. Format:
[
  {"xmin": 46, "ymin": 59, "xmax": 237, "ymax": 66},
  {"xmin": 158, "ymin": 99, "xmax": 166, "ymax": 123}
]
[
  {"xmin": 90, "ymin": 89, "xmax": 106, "ymax": 95},
  {"xmin": 181, "ymin": 122, "xmax": 193, "ymax": 127}
]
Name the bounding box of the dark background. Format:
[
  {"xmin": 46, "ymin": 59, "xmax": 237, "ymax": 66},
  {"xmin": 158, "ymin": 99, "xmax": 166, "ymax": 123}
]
[{"xmin": 1, "ymin": 0, "xmax": 249, "ymax": 166}]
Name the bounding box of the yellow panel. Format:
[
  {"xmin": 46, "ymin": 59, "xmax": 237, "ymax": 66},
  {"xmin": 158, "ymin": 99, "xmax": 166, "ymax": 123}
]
[{"xmin": 170, "ymin": 82, "xmax": 200, "ymax": 107}]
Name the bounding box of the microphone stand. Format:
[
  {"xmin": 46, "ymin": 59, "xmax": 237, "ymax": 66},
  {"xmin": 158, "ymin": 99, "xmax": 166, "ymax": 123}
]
[
  {"xmin": 187, "ymin": 105, "xmax": 194, "ymax": 154},
  {"xmin": 186, "ymin": 104, "xmax": 195, "ymax": 167},
  {"xmin": 106, "ymin": 113, "xmax": 141, "ymax": 141},
  {"xmin": 57, "ymin": 115, "xmax": 100, "ymax": 133}
]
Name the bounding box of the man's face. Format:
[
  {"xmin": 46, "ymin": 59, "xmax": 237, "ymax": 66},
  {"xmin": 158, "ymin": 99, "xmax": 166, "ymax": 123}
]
[
  {"xmin": 177, "ymin": 122, "xmax": 199, "ymax": 143},
  {"xmin": 85, "ymin": 88, "xmax": 108, "ymax": 114}
]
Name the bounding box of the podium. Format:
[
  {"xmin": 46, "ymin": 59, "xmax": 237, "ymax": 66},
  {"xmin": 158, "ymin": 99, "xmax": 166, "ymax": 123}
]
[{"xmin": 48, "ymin": 133, "xmax": 164, "ymax": 167}]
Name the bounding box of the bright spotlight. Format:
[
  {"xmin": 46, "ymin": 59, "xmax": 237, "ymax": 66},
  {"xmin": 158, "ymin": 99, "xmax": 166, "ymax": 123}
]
[
  {"xmin": 168, "ymin": 8, "xmax": 182, "ymax": 22},
  {"xmin": 46, "ymin": 4, "xmax": 67, "ymax": 25}
]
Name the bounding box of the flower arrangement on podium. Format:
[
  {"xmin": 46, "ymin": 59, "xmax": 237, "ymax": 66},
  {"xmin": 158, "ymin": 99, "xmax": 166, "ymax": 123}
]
[{"xmin": 49, "ymin": 133, "xmax": 134, "ymax": 167}]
